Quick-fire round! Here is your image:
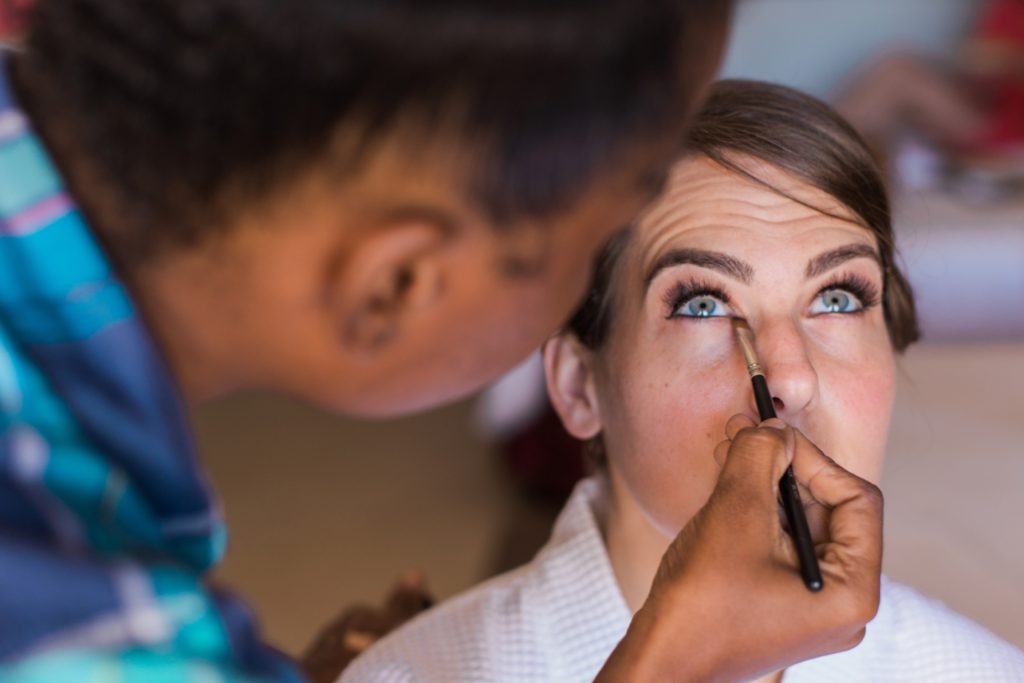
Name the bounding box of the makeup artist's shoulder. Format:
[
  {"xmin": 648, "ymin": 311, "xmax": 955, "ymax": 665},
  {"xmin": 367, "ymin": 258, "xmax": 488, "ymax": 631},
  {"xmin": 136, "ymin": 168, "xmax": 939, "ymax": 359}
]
[{"xmin": 849, "ymin": 578, "xmax": 1024, "ymax": 680}]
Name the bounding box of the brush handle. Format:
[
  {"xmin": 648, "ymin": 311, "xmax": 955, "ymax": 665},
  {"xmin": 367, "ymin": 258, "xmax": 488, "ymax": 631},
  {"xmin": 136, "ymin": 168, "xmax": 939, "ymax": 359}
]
[
  {"xmin": 750, "ymin": 374, "xmax": 823, "ymax": 592},
  {"xmin": 751, "ymin": 374, "xmax": 776, "ymax": 419},
  {"xmin": 780, "ymin": 466, "xmax": 823, "ymax": 592}
]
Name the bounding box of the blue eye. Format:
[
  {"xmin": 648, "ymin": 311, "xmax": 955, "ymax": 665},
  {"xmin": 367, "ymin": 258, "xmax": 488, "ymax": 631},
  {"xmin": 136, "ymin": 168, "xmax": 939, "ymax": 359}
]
[
  {"xmin": 677, "ymin": 295, "xmax": 733, "ymax": 318},
  {"xmin": 811, "ymin": 288, "xmax": 862, "ymax": 314},
  {"xmin": 664, "ymin": 280, "xmax": 735, "ymax": 320}
]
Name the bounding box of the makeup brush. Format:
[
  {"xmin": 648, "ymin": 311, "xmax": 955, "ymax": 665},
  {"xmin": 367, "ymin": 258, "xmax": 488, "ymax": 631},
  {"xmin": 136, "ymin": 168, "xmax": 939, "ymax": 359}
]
[{"xmin": 731, "ymin": 318, "xmax": 823, "ymax": 592}]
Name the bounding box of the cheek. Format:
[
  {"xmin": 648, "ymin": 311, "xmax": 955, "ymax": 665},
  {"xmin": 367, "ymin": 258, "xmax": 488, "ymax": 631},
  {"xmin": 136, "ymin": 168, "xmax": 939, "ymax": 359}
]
[
  {"xmin": 599, "ymin": 322, "xmax": 750, "ymax": 538},
  {"xmin": 811, "ymin": 334, "xmax": 896, "ymax": 485}
]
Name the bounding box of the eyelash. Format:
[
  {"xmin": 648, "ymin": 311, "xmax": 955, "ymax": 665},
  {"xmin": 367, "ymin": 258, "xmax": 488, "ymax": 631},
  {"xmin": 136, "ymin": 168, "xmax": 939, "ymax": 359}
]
[
  {"xmin": 662, "ymin": 273, "xmax": 882, "ymax": 320},
  {"xmin": 819, "ymin": 273, "xmax": 882, "ymax": 311},
  {"xmin": 663, "ymin": 279, "xmax": 730, "ymax": 320}
]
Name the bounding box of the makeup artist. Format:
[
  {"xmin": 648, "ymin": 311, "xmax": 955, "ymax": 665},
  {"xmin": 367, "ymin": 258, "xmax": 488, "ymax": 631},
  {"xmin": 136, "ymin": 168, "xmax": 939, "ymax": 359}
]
[{"xmin": 0, "ymin": 1, "xmax": 882, "ymax": 681}]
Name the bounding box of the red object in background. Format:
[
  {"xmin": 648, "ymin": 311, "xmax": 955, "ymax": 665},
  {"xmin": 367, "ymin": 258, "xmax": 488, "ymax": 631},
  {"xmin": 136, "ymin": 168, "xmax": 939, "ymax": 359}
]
[
  {"xmin": 0, "ymin": 0, "xmax": 33, "ymax": 42},
  {"xmin": 978, "ymin": 0, "xmax": 1024, "ymax": 43},
  {"xmin": 973, "ymin": 0, "xmax": 1024, "ymax": 150}
]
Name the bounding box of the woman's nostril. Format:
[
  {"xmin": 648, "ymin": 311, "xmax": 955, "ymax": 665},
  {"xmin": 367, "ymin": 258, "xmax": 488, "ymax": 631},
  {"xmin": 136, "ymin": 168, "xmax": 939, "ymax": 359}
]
[{"xmin": 773, "ymin": 396, "xmax": 785, "ymax": 413}]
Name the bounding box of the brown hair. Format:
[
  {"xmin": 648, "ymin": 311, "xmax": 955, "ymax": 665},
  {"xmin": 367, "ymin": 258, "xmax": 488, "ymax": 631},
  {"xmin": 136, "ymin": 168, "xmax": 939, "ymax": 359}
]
[{"xmin": 568, "ymin": 79, "xmax": 919, "ymax": 353}]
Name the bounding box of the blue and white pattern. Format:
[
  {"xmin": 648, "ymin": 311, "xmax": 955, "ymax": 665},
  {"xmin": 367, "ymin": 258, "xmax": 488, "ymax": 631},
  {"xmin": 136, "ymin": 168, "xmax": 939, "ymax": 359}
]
[{"xmin": 0, "ymin": 51, "xmax": 301, "ymax": 682}]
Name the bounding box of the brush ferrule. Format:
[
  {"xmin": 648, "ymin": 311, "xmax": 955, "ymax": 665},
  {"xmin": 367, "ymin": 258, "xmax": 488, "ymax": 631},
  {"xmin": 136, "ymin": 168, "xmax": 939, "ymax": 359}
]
[{"xmin": 746, "ymin": 362, "xmax": 764, "ymax": 377}]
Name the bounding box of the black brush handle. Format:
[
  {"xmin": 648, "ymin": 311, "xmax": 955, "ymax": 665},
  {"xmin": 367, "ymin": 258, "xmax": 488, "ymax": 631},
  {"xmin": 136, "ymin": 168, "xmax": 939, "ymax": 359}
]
[
  {"xmin": 780, "ymin": 466, "xmax": 823, "ymax": 591},
  {"xmin": 751, "ymin": 374, "xmax": 823, "ymax": 592},
  {"xmin": 752, "ymin": 374, "xmax": 776, "ymax": 420}
]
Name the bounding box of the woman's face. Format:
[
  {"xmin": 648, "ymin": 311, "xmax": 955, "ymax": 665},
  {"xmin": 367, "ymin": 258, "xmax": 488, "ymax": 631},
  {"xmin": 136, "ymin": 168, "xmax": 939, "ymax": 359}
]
[{"xmin": 587, "ymin": 156, "xmax": 895, "ymax": 539}]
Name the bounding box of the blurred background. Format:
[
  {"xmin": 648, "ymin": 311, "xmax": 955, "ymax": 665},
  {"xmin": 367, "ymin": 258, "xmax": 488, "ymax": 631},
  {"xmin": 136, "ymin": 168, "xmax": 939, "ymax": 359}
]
[{"xmin": 189, "ymin": 0, "xmax": 1024, "ymax": 658}]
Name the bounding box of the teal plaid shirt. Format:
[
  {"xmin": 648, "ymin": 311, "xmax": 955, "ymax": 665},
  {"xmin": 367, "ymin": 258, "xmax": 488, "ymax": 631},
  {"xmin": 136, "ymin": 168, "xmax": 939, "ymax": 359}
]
[{"xmin": 0, "ymin": 51, "xmax": 301, "ymax": 682}]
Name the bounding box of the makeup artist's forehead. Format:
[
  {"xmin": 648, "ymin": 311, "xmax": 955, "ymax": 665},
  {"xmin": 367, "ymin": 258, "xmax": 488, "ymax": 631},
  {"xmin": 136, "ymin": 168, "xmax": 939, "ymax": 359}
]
[{"xmin": 630, "ymin": 156, "xmax": 875, "ymax": 278}]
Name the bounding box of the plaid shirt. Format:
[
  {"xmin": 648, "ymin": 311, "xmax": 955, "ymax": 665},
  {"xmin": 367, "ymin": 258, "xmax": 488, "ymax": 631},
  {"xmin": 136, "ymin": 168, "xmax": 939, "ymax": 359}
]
[{"xmin": 0, "ymin": 51, "xmax": 300, "ymax": 682}]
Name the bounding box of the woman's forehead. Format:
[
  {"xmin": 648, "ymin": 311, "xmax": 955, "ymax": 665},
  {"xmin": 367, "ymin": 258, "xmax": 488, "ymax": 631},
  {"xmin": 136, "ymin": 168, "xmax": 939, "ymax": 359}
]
[
  {"xmin": 643, "ymin": 156, "xmax": 860, "ymax": 229},
  {"xmin": 630, "ymin": 156, "xmax": 875, "ymax": 272}
]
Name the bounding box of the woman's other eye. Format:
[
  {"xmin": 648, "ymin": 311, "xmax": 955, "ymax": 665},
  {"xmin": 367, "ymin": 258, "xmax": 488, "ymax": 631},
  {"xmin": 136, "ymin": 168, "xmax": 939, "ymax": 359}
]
[
  {"xmin": 810, "ymin": 288, "xmax": 862, "ymax": 314},
  {"xmin": 673, "ymin": 294, "xmax": 734, "ymax": 318}
]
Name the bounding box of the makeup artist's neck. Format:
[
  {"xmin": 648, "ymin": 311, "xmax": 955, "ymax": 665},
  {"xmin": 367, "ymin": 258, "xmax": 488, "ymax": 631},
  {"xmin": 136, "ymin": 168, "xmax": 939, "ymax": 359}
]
[
  {"xmin": 603, "ymin": 473, "xmax": 785, "ymax": 683},
  {"xmin": 126, "ymin": 256, "xmax": 248, "ymax": 405}
]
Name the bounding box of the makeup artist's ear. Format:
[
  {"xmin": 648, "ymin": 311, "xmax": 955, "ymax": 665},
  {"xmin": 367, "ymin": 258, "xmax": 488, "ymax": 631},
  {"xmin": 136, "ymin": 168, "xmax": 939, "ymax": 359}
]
[
  {"xmin": 335, "ymin": 221, "xmax": 448, "ymax": 355},
  {"xmin": 543, "ymin": 334, "xmax": 603, "ymax": 439}
]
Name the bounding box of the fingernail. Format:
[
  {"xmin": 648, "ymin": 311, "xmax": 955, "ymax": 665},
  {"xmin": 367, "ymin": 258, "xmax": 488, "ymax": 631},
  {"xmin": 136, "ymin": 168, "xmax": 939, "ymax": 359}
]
[{"xmin": 761, "ymin": 418, "xmax": 786, "ymax": 430}]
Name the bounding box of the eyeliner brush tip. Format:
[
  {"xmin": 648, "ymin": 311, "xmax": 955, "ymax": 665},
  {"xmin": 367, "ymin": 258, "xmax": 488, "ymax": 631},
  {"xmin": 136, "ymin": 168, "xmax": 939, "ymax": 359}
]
[{"xmin": 731, "ymin": 318, "xmax": 762, "ymax": 377}]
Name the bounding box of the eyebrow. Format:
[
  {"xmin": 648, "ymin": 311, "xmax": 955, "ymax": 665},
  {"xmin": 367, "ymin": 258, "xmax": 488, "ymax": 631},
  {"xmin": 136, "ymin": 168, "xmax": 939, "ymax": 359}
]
[
  {"xmin": 805, "ymin": 243, "xmax": 882, "ymax": 279},
  {"xmin": 644, "ymin": 248, "xmax": 754, "ymax": 289},
  {"xmin": 644, "ymin": 243, "xmax": 883, "ymax": 292}
]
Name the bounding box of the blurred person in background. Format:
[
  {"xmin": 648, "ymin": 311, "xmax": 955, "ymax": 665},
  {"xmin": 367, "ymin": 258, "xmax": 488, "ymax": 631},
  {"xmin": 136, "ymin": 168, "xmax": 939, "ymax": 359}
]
[
  {"xmin": 836, "ymin": 0, "xmax": 1024, "ymax": 195},
  {"xmin": 0, "ymin": 1, "xmax": 895, "ymax": 682}
]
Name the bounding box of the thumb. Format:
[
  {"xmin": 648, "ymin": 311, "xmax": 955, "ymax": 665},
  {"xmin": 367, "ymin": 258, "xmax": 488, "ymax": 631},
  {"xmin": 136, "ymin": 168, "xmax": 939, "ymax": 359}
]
[{"xmin": 717, "ymin": 421, "xmax": 794, "ymax": 517}]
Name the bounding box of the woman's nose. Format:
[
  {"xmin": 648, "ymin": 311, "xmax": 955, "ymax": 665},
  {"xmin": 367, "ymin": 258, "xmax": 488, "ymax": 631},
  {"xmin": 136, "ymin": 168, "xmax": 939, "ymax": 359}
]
[{"xmin": 751, "ymin": 320, "xmax": 819, "ymax": 418}]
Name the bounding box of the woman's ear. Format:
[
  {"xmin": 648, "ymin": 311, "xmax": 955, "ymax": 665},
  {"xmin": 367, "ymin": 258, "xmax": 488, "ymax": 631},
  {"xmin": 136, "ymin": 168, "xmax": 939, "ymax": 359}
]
[
  {"xmin": 543, "ymin": 333, "xmax": 603, "ymax": 440},
  {"xmin": 335, "ymin": 220, "xmax": 447, "ymax": 355}
]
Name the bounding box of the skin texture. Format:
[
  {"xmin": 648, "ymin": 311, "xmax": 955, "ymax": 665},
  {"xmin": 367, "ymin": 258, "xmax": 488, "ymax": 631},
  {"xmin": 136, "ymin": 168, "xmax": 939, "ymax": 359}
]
[{"xmin": 547, "ymin": 155, "xmax": 896, "ymax": 681}]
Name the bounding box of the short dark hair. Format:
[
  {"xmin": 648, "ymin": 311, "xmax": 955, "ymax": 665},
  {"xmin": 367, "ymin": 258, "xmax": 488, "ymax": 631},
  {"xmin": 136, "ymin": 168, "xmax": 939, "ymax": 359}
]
[
  {"xmin": 12, "ymin": 0, "xmax": 731, "ymax": 257},
  {"xmin": 569, "ymin": 79, "xmax": 920, "ymax": 353}
]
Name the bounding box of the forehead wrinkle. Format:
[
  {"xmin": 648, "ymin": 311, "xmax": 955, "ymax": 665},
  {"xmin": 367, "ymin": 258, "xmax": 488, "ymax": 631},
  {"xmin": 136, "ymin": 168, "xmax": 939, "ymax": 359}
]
[
  {"xmin": 635, "ymin": 204, "xmax": 847, "ymax": 289},
  {"xmin": 630, "ymin": 161, "xmax": 877, "ymax": 300},
  {"xmin": 640, "ymin": 175, "xmax": 869, "ymax": 246},
  {"xmin": 639, "ymin": 191, "xmax": 830, "ymax": 243},
  {"xmin": 647, "ymin": 156, "xmax": 862, "ymax": 234}
]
